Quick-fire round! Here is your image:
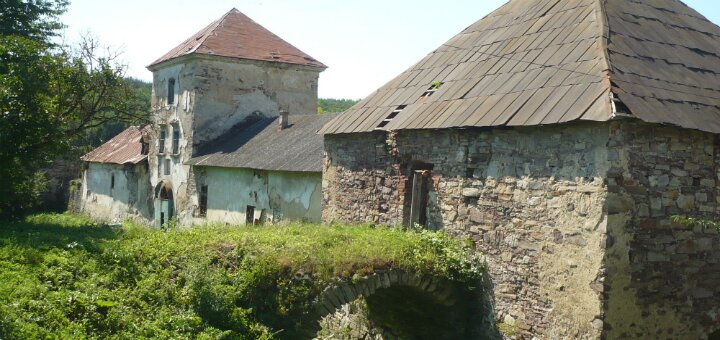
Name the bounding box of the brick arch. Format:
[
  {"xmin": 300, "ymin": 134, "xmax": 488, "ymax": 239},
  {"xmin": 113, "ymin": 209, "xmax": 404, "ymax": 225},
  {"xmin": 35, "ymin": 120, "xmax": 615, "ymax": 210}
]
[{"xmin": 314, "ymin": 269, "xmax": 459, "ymax": 317}]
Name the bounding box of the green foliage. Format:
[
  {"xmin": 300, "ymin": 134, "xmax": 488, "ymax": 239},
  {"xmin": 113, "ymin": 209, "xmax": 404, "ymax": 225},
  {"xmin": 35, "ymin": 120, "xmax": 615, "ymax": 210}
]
[
  {"xmin": 671, "ymin": 215, "xmax": 720, "ymax": 230},
  {"xmin": 0, "ymin": 214, "xmax": 484, "ymax": 338},
  {"xmin": 0, "ymin": 0, "xmax": 68, "ymax": 44},
  {"xmin": 0, "ymin": 0, "xmax": 150, "ymax": 218},
  {"xmin": 317, "ymin": 98, "xmax": 359, "ymax": 114}
]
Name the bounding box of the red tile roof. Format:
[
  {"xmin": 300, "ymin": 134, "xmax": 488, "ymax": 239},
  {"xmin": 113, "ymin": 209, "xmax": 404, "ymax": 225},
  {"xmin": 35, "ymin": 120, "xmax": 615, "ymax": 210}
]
[
  {"xmin": 148, "ymin": 8, "xmax": 326, "ymax": 69},
  {"xmin": 81, "ymin": 126, "xmax": 150, "ymax": 165}
]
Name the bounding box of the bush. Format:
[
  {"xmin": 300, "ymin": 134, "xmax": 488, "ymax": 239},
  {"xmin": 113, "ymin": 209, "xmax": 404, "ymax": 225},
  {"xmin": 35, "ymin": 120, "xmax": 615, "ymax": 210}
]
[{"xmin": 0, "ymin": 213, "xmax": 484, "ymax": 338}]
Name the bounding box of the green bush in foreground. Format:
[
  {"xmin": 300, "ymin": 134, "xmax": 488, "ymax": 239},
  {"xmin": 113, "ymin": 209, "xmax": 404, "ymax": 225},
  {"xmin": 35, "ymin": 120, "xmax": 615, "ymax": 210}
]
[{"xmin": 0, "ymin": 213, "xmax": 483, "ymax": 339}]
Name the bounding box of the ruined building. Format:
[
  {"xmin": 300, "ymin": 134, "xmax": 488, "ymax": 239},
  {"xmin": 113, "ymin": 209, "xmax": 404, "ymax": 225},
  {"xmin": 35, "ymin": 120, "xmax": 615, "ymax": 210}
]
[
  {"xmin": 321, "ymin": 0, "xmax": 720, "ymax": 338},
  {"xmin": 79, "ymin": 9, "xmax": 329, "ymax": 227}
]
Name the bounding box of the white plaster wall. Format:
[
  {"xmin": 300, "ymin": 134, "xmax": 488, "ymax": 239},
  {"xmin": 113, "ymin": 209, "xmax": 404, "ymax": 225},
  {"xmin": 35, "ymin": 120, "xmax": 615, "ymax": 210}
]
[
  {"xmin": 80, "ymin": 162, "xmax": 152, "ymax": 224},
  {"xmin": 148, "ymin": 55, "xmax": 323, "ymax": 227},
  {"xmin": 203, "ymin": 167, "xmax": 321, "ymax": 225}
]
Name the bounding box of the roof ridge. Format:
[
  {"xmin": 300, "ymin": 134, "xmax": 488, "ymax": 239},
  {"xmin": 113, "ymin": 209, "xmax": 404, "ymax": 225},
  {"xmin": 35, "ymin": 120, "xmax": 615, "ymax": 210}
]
[{"xmin": 594, "ymin": 0, "xmax": 612, "ymax": 73}]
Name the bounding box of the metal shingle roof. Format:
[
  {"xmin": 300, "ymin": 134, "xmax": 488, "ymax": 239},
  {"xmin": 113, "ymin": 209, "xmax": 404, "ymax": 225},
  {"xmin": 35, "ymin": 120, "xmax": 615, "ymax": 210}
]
[
  {"xmin": 187, "ymin": 114, "xmax": 337, "ymax": 172},
  {"xmin": 81, "ymin": 126, "xmax": 150, "ymax": 165},
  {"xmin": 320, "ymin": 0, "xmax": 720, "ymax": 135}
]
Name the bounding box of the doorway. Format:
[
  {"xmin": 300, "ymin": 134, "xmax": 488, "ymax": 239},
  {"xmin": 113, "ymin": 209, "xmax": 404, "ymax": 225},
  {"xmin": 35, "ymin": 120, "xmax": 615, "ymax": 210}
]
[{"xmin": 154, "ymin": 181, "xmax": 174, "ymax": 229}]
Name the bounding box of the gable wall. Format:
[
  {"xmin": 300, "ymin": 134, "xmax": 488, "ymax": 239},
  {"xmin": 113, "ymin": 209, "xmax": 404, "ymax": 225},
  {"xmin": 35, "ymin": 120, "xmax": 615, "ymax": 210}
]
[
  {"xmin": 323, "ymin": 122, "xmax": 613, "ymax": 338},
  {"xmin": 603, "ymin": 121, "xmax": 720, "ymax": 339},
  {"xmin": 80, "ymin": 162, "xmax": 152, "ymax": 224}
]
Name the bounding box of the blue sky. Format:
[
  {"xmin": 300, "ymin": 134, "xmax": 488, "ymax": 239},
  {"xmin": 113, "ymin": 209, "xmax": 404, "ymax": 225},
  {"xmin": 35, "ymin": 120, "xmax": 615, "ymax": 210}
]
[{"xmin": 60, "ymin": 0, "xmax": 720, "ymax": 99}]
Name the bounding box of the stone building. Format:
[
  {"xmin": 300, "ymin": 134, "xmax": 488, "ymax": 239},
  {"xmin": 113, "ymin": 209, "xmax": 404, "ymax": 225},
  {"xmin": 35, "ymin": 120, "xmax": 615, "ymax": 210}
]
[
  {"xmin": 80, "ymin": 8, "xmax": 327, "ymax": 228},
  {"xmin": 79, "ymin": 126, "xmax": 153, "ymax": 224},
  {"xmin": 321, "ymin": 0, "xmax": 720, "ymax": 338}
]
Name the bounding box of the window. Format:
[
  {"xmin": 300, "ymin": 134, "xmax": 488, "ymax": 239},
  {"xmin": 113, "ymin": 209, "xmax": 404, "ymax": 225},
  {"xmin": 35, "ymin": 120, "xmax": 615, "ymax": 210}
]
[
  {"xmin": 159, "ymin": 126, "xmax": 166, "ymax": 154},
  {"xmin": 157, "ymin": 157, "xmax": 162, "ymax": 177},
  {"xmin": 404, "ymin": 162, "xmax": 434, "ymax": 228},
  {"xmin": 199, "ymin": 185, "xmax": 208, "ymax": 217},
  {"xmin": 246, "ymin": 205, "xmax": 255, "ymax": 225},
  {"xmin": 167, "ymin": 78, "xmax": 175, "ymax": 105},
  {"xmin": 111, "ymin": 174, "xmax": 115, "ymax": 190},
  {"xmin": 164, "ymin": 159, "xmax": 171, "ymax": 176},
  {"xmin": 172, "ymin": 128, "xmax": 180, "ymax": 154}
]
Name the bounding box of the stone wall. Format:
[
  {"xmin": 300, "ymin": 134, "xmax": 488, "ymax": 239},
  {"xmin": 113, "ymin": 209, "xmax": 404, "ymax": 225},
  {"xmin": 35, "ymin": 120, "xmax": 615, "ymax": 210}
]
[
  {"xmin": 323, "ymin": 120, "xmax": 720, "ymax": 339},
  {"xmin": 603, "ymin": 121, "xmax": 720, "ymax": 339},
  {"xmin": 195, "ymin": 167, "xmax": 322, "ymax": 225},
  {"xmin": 324, "ymin": 122, "xmax": 612, "ymax": 338},
  {"xmin": 80, "ymin": 162, "xmax": 153, "ymax": 224}
]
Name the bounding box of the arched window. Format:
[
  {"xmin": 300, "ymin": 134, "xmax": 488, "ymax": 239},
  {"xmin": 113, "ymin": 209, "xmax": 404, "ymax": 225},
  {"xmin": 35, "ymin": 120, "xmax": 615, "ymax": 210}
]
[{"xmin": 167, "ymin": 78, "xmax": 175, "ymax": 105}]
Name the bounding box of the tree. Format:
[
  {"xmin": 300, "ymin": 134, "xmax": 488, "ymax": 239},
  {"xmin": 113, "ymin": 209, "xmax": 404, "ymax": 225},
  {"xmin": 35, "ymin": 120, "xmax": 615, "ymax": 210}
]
[
  {"xmin": 0, "ymin": 0, "xmax": 68, "ymax": 43},
  {"xmin": 0, "ymin": 2, "xmax": 149, "ymax": 219}
]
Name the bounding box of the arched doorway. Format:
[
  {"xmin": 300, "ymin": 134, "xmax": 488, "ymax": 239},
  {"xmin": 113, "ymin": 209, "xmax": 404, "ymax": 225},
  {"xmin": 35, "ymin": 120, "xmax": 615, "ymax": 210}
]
[{"xmin": 154, "ymin": 180, "xmax": 174, "ymax": 229}]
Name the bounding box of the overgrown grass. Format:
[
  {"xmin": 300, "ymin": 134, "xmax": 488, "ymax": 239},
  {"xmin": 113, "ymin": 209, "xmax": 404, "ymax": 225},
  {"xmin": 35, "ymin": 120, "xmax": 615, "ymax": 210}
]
[{"xmin": 0, "ymin": 213, "xmax": 483, "ymax": 339}]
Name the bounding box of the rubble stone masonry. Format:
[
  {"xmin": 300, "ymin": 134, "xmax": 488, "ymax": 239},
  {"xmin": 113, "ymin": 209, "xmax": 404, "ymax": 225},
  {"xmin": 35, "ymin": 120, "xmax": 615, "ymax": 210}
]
[{"xmin": 322, "ymin": 120, "xmax": 720, "ymax": 339}]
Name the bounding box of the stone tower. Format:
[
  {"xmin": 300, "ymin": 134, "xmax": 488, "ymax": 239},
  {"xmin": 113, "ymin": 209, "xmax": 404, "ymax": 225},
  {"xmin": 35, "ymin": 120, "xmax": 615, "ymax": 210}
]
[{"xmin": 146, "ymin": 8, "xmax": 326, "ymax": 227}]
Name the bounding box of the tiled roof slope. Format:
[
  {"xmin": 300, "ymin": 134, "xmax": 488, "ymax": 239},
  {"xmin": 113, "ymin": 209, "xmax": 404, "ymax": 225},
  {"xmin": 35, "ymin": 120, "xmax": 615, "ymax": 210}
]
[
  {"xmin": 320, "ymin": 0, "xmax": 720, "ymax": 134},
  {"xmin": 187, "ymin": 114, "xmax": 337, "ymax": 172},
  {"xmin": 149, "ymin": 8, "xmax": 326, "ymax": 69},
  {"xmin": 81, "ymin": 126, "xmax": 150, "ymax": 165}
]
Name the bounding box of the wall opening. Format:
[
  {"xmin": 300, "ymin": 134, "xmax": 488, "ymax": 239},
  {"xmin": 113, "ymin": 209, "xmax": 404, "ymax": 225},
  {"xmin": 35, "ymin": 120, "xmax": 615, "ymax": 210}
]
[
  {"xmin": 164, "ymin": 159, "xmax": 171, "ymax": 176},
  {"xmin": 110, "ymin": 174, "xmax": 115, "ymax": 190},
  {"xmin": 404, "ymin": 162, "xmax": 434, "ymax": 227},
  {"xmin": 246, "ymin": 205, "xmax": 255, "ymax": 225},
  {"xmin": 167, "ymin": 78, "xmax": 175, "ymax": 105},
  {"xmin": 199, "ymin": 185, "xmax": 208, "ymax": 217},
  {"xmin": 155, "ymin": 181, "xmax": 174, "ymax": 229}
]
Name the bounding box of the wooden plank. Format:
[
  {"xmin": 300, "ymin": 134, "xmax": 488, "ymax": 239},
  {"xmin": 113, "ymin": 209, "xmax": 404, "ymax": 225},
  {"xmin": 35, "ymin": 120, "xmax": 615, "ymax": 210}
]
[
  {"xmin": 540, "ymin": 82, "xmax": 593, "ymax": 124},
  {"xmin": 523, "ymin": 84, "xmax": 573, "ymax": 125},
  {"xmin": 471, "ymin": 91, "xmax": 524, "ymax": 126},
  {"xmin": 507, "ymin": 87, "xmax": 557, "ymax": 125}
]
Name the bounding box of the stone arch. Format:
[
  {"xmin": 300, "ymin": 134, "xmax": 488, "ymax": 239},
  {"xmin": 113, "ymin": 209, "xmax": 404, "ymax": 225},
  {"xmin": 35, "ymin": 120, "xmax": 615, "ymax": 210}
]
[
  {"xmin": 314, "ymin": 269, "xmax": 486, "ymax": 339},
  {"xmin": 154, "ymin": 180, "xmax": 174, "ymax": 228}
]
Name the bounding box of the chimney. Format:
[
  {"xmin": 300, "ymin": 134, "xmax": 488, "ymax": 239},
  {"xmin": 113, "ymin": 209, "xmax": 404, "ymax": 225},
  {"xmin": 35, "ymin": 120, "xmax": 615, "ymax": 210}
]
[{"xmin": 279, "ymin": 110, "xmax": 289, "ymax": 130}]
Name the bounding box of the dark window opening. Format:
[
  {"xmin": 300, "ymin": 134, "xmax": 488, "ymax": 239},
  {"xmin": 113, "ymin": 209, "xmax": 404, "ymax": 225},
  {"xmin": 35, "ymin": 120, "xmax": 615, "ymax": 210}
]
[
  {"xmin": 157, "ymin": 157, "xmax": 162, "ymax": 177},
  {"xmin": 172, "ymin": 128, "xmax": 180, "ymax": 154},
  {"xmin": 110, "ymin": 174, "xmax": 115, "ymax": 190},
  {"xmin": 199, "ymin": 185, "xmax": 208, "ymax": 217},
  {"xmin": 164, "ymin": 159, "xmax": 171, "ymax": 176},
  {"xmin": 159, "ymin": 126, "xmax": 166, "ymax": 154},
  {"xmin": 246, "ymin": 205, "xmax": 255, "ymax": 225},
  {"xmin": 404, "ymin": 162, "xmax": 434, "ymax": 228},
  {"xmin": 141, "ymin": 141, "xmax": 149, "ymax": 155},
  {"xmin": 160, "ymin": 212, "xmax": 165, "ymax": 226},
  {"xmin": 168, "ymin": 78, "xmax": 175, "ymax": 105}
]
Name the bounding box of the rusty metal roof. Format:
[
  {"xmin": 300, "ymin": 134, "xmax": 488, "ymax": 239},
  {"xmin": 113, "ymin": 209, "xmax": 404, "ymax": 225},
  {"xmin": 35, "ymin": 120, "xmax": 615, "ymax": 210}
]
[
  {"xmin": 320, "ymin": 0, "xmax": 720, "ymax": 135},
  {"xmin": 148, "ymin": 8, "xmax": 326, "ymax": 69},
  {"xmin": 81, "ymin": 126, "xmax": 150, "ymax": 165},
  {"xmin": 187, "ymin": 114, "xmax": 337, "ymax": 172}
]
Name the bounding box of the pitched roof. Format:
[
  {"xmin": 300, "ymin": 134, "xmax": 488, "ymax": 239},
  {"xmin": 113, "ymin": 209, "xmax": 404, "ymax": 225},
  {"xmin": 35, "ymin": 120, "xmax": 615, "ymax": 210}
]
[
  {"xmin": 187, "ymin": 114, "xmax": 337, "ymax": 172},
  {"xmin": 148, "ymin": 8, "xmax": 326, "ymax": 69},
  {"xmin": 320, "ymin": 0, "xmax": 720, "ymax": 135},
  {"xmin": 81, "ymin": 126, "xmax": 150, "ymax": 165}
]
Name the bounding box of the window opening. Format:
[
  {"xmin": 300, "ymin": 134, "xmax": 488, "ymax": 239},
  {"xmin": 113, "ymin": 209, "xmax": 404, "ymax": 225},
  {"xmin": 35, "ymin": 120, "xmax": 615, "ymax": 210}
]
[
  {"xmin": 168, "ymin": 78, "xmax": 175, "ymax": 105},
  {"xmin": 159, "ymin": 126, "xmax": 166, "ymax": 154},
  {"xmin": 172, "ymin": 128, "xmax": 180, "ymax": 154},
  {"xmin": 199, "ymin": 185, "xmax": 208, "ymax": 217},
  {"xmin": 164, "ymin": 158, "xmax": 171, "ymax": 176},
  {"xmin": 160, "ymin": 212, "xmax": 165, "ymax": 227},
  {"xmin": 111, "ymin": 174, "xmax": 115, "ymax": 190},
  {"xmin": 246, "ymin": 205, "xmax": 255, "ymax": 225},
  {"xmin": 375, "ymin": 104, "xmax": 407, "ymax": 130}
]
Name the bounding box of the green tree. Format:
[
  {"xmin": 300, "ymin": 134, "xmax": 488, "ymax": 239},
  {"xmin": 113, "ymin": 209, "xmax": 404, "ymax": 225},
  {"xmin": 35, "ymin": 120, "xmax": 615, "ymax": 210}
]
[
  {"xmin": 0, "ymin": 2, "xmax": 149, "ymax": 219},
  {"xmin": 0, "ymin": 0, "xmax": 68, "ymax": 43},
  {"xmin": 317, "ymin": 98, "xmax": 359, "ymax": 113}
]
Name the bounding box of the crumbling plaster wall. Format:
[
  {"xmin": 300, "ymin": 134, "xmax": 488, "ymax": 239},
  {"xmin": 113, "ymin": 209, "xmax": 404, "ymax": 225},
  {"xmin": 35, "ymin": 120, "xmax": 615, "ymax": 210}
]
[
  {"xmin": 148, "ymin": 56, "xmax": 322, "ymax": 226},
  {"xmin": 323, "ymin": 122, "xmax": 612, "ymax": 338},
  {"xmin": 80, "ymin": 162, "xmax": 152, "ymax": 224},
  {"xmin": 198, "ymin": 167, "xmax": 321, "ymax": 225},
  {"xmin": 603, "ymin": 121, "xmax": 720, "ymax": 339}
]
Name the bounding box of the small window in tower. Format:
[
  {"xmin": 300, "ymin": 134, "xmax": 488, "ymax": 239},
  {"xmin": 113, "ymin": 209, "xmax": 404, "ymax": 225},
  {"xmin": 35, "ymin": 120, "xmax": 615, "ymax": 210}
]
[
  {"xmin": 157, "ymin": 157, "xmax": 162, "ymax": 177},
  {"xmin": 164, "ymin": 158, "xmax": 171, "ymax": 176},
  {"xmin": 168, "ymin": 78, "xmax": 175, "ymax": 105},
  {"xmin": 172, "ymin": 128, "xmax": 180, "ymax": 154},
  {"xmin": 199, "ymin": 185, "xmax": 208, "ymax": 217},
  {"xmin": 111, "ymin": 174, "xmax": 115, "ymax": 190},
  {"xmin": 159, "ymin": 126, "xmax": 167, "ymax": 154}
]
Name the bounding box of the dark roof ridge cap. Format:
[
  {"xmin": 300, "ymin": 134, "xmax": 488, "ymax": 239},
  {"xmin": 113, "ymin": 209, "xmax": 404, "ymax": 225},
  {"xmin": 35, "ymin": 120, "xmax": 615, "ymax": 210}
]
[{"xmin": 594, "ymin": 0, "xmax": 612, "ymax": 73}]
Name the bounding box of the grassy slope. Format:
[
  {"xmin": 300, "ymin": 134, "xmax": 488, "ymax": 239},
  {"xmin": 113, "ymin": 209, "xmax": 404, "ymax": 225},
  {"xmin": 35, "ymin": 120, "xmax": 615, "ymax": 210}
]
[{"xmin": 0, "ymin": 214, "xmax": 482, "ymax": 339}]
